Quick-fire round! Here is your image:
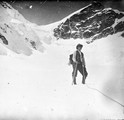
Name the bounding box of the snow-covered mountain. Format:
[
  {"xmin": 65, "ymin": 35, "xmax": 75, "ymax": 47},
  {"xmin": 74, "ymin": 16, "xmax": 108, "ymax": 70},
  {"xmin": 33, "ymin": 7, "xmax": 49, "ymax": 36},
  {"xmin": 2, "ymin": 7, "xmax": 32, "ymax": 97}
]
[
  {"xmin": 1, "ymin": 1, "xmax": 124, "ymax": 55},
  {"xmin": 0, "ymin": 2, "xmax": 45, "ymax": 55},
  {"xmin": 0, "ymin": 1, "xmax": 124, "ymax": 120}
]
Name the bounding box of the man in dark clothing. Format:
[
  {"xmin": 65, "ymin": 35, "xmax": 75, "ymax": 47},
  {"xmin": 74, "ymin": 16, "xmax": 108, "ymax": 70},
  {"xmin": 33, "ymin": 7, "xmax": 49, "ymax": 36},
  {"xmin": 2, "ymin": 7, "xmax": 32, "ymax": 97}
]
[{"xmin": 72, "ymin": 44, "xmax": 88, "ymax": 85}]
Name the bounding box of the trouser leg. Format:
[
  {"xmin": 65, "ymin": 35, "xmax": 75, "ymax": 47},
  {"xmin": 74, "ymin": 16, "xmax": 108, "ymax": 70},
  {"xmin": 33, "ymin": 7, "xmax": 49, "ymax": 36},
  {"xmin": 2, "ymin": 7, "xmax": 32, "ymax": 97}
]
[
  {"xmin": 72, "ymin": 63, "xmax": 78, "ymax": 84},
  {"xmin": 78, "ymin": 64, "xmax": 85, "ymax": 84}
]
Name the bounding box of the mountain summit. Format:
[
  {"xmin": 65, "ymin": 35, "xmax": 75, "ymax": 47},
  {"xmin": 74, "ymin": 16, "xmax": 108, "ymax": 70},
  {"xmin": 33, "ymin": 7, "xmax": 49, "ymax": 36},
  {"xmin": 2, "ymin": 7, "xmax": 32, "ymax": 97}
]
[
  {"xmin": 53, "ymin": 1, "xmax": 124, "ymax": 43},
  {"xmin": 0, "ymin": 1, "xmax": 124, "ymax": 55}
]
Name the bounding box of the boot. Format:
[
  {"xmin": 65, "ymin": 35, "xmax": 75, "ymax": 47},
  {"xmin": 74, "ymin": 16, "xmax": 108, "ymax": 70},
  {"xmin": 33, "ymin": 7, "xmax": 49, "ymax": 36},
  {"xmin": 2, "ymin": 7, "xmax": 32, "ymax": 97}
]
[
  {"xmin": 82, "ymin": 77, "xmax": 85, "ymax": 84},
  {"xmin": 72, "ymin": 76, "xmax": 77, "ymax": 85}
]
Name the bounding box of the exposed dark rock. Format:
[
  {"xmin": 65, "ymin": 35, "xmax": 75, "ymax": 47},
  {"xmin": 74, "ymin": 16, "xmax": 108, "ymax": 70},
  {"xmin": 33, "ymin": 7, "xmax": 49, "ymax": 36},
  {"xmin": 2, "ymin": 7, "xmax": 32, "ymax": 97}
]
[
  {"xmin": 0, "ymin": 23, "xmax": 12, "ymax": 34},
  {"xmin": 92, "ymin": 27, "xmax": 114, "ymax": 41},
  {"xmin": 30, "ymin": 41, "xmax": 36, "ymax": 50},
  {"xmin": 83, "ymin": 31, "xmax": 95, "ymax": 39},
  {"xmin": 25, "ymin": 37, "xmax": 37, "ymax": 50},
  {"xmin": 114, "ymin": 21, "xmax": 124, "ymax": 33},
  {"xmin": 0, "ymin": 33, "xmax": 8, "ymax": 45},
  {"xmin": 1, "ymin": 2, "xmax": 12, "ymax": 9},
  {"xmin": 0, "ymin": 26, "xmax": 7, "ymax": 33},
  {"xmin": 53, "ymin": 1, "xmax": 124, "ymax": 43},
  {"xmin": 121, "ymin": 32, "xmax": 124, "ymax": 37},
  {"xmin": 25, "ymin": 37, "xmax": 29, "ymax": 41},
  {"xmin": 4, "ymin": 23, "xmax": 11, "ymax": 29}
]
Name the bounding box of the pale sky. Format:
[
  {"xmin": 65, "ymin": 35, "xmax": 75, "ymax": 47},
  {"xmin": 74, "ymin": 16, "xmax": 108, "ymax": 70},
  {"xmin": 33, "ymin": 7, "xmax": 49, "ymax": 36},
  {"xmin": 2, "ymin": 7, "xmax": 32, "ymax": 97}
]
[{"xmin": 5, "ymin": 0, "xmax": 124, "ymax": 25}]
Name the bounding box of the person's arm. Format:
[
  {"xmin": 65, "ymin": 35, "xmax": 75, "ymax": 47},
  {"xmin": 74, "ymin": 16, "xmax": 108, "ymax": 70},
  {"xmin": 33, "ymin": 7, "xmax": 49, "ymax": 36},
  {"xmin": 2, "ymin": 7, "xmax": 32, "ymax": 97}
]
[
  {"xmin": 83, "ymin": 57, "xmax": 86, "ymax": 66},
  {"xmin": 72, "ymin": 51, "xmax": 77, "ymax": 63},
  {"xmin": 81, "ymin": 52, "xmax": 86, "ymax": 66},
  {"xmin": 82, "ymin": 54, "xmax": 86, "ymax": 66}
]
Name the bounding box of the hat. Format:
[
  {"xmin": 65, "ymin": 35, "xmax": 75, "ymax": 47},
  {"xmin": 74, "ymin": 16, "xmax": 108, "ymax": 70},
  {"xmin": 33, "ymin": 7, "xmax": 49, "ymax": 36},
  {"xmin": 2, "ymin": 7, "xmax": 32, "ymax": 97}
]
[{"xmin": 76, "ymin": 44, "xmax": 83, "ymax": 49}]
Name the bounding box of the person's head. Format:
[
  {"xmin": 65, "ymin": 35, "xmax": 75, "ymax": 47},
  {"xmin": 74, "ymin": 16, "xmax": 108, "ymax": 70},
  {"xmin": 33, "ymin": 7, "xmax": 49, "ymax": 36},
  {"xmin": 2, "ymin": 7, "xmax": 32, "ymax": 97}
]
[{"xmin": 76, "ymin": 44, "xmax": 83, "ymax": 51}]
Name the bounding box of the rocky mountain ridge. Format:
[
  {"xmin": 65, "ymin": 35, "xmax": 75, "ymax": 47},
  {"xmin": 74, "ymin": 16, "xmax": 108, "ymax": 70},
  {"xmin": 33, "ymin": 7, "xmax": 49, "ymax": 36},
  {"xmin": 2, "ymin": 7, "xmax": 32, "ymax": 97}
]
[
  {"xmin": 53, "ymin": 1, "xmax": 124, "ymax": 43},
  {"xmin": 0, "ymin": 1, "xmax": 124, "ymax": 55}
]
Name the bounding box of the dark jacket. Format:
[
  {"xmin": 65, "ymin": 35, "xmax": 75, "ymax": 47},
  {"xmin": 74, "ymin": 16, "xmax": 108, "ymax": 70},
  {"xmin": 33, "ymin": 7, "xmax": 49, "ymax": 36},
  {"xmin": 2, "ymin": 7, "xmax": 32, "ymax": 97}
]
[{"xmin": 73, "ymin": 50, "xmax": 85, "ymax": 65}]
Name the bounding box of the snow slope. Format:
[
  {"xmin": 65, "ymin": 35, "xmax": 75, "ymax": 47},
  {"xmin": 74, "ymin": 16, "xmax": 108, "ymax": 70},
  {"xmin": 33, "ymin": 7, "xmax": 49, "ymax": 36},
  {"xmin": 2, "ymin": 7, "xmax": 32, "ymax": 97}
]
[
  {"xmin": 0, "ymin": 33, "xmax": 124, "ymax": 120},
  {"xmin": 0, "ymin": 2, "xmax": 45, "ymax": 55},
  {"xmin": 0, "ymin": 2, "xmax": 124, "ymax": 120}
]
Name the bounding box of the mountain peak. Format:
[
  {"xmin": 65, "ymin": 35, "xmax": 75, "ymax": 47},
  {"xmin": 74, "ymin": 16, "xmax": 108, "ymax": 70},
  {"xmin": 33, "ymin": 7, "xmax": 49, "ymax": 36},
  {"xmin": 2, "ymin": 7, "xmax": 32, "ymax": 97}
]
[
  {"xmin": 53, "ymin": 1, "xmax": 124, "ymax": 43},
  {"xmin": 1, "ymin": 1, "xmax": 124, "ymax": 56}
]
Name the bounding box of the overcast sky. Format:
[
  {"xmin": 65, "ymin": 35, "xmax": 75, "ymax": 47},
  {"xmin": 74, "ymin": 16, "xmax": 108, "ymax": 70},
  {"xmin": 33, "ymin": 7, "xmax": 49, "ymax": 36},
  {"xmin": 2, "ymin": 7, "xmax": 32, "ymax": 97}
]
[{"xmin": 5, "ymin": 0, "xmax": 124, "ymax": 25}]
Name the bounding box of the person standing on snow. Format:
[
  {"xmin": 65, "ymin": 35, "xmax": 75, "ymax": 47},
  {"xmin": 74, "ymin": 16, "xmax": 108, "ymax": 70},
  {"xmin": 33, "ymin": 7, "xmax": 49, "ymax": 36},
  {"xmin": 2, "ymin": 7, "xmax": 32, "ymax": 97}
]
[{"xmin": 72, "ymin": 44, "xmax": 88, "ymax": 85}]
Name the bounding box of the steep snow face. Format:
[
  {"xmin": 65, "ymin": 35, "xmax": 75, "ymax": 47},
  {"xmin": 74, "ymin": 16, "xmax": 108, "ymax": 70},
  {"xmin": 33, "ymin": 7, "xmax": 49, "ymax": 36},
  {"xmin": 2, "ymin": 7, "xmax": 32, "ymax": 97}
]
[
  {"xmin": 53, "ymin": 1, "xmax": 124, "ymax": 43},
  {"xmin": 0, "ymin": 2, "xmax": 27, "ymax": 23},
  {"xmin": 0, "ymin": 2, "xmax": 45, "ymax": 55}
]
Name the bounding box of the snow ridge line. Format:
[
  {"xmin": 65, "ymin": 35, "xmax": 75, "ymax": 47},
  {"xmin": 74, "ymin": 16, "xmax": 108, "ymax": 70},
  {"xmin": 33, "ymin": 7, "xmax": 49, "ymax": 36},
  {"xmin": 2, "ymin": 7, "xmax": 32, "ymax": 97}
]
[{"xmin": 86, "ymin": 83, "xmax": 124, "ymax": 108}]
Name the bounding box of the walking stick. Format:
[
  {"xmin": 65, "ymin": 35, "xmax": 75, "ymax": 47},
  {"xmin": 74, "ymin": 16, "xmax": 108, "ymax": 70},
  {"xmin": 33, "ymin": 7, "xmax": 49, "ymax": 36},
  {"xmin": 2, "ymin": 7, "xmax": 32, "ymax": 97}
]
[{"xmin": 72, "ymin": 62, "xmax": 78, "ymax": 85}]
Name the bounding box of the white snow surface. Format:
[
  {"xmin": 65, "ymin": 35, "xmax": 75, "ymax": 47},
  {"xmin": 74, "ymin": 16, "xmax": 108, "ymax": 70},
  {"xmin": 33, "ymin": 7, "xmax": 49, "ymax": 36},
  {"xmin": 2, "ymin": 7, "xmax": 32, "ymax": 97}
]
[
  {"xmin": 0, "ymin": 34, "xmax": 124, "ymax": 120},
  {"xmin": 0, "ymin": 2, "xmax": 124, "ymax": 120}
]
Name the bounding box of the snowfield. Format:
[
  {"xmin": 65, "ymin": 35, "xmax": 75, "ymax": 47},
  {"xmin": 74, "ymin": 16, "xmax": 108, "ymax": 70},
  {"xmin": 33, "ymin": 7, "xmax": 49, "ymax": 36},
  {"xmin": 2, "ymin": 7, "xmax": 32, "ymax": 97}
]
[{"xmin": 0, "ymin": 34, "xmax": 124, "ymax": 120}]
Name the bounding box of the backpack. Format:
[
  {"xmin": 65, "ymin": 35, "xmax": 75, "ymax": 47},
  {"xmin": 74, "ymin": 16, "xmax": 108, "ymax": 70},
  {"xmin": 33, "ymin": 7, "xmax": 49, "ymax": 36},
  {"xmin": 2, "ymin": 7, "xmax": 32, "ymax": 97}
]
[{"xmin": 69, "ymin": 54, "xmax": 73, "ymax": 65}]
